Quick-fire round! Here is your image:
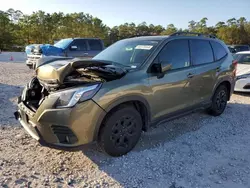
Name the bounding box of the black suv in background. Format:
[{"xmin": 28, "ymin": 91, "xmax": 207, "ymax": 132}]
[{"xmin": 228, "ymin": 45, "xmax": 250, "ymax": 53}]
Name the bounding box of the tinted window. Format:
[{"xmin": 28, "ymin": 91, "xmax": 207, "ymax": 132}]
[
  {"xmin": 190, "ymin": 40, "xmax": 214, "ymax": 65},
  {"xmin": 238, "ymin": 54, "xmax": 250, "ymax": 64},
  {"xmin": 211, "ymin": 41, "xmax": 227, "ymax": 60},
  {"xmin": 234, "ymin": 46, "xmax": 250, "ymax": 52},
  {"xmin": 88, "ymin": 40, "xmax": 102, "ymax": 50},
  {"xmin": 228, "ymin": 47, "xmax": 236, "ymax": 53},
  {"xmin": 158, "ymin": 39, "xmax": 190, "ymax": 70},
  {"xmin": 71, "ymin": 39, "xmax": 87, "ymax": 51}
]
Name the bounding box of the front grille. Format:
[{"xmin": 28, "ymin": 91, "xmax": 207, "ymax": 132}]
[{"xmin": 51, "ymin": 125, "xmax": 78, "ymax": 144}]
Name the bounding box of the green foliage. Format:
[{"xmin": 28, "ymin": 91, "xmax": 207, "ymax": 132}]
[
  {"xmin": 161, "ymin": 24, "xmax": 177, "ymax": 35},
  {"xmin": 0, "ymin": 8, "xmax": 250, "ymax": 51}
]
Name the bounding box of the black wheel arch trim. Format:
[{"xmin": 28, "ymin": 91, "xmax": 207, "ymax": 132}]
[
  {"xmin": 211, "ymin": 76, "xmax": 234, "ymax": 100},
  {"xmin": 93, "ymin": 95, "xmax": 151, "ymax": 140}
]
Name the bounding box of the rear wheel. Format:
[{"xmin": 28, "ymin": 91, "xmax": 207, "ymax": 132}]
[
  {"xmin": 207, "ymin": 85, "xmax": 229, "ymax": 116},
  {"xmin": 98, "ymin": 106, "xmax": 142, "ymax": 157}
]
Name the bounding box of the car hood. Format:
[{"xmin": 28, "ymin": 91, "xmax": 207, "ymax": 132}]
[
  {"xmin": 236, "ymin": 64, "xmax": 250, "ymax": 76},
  {"xmin": 25, "ymin": 44, "xmax": 64, "ymax": 56},
  {"xmin": 36, "ymin": 59, "xmax": 126, "ymax": 86}
]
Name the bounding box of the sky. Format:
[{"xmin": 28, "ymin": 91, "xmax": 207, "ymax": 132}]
[{"xmin": 1, "ymin": 0, "xmax": 250, "ymax": 29}]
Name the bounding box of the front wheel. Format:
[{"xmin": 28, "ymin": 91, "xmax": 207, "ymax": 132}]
[
  {"xmin": 98, "ymin": 106, "xmax": 142, "ymax": 157},
  {"xmin": 207, "ymin": 85, "xmax": 229, "ymax": 116}
]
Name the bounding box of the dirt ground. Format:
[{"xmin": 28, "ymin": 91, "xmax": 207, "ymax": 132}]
[{"xmin": 0, "ymin": 62, "xmax": 250, "ymax": 188}]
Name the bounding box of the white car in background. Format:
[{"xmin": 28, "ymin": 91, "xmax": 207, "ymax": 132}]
[{"xmin": 234, "ymin": 51, "xmax": 250, "ymax": 92}]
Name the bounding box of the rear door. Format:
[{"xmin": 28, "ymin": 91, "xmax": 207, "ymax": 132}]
[
  {"xmin": 66, "ymin": 39, "xmax": 89, "ymax": 58},
  {"xmin": 190, "ymin": 39, "xmax": 224, "ymax": 103},
  {"xmin": 87, "ymin": 39, "xmax": 104, "ymax": 58}
]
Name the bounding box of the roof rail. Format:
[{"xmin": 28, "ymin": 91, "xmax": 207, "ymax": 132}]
[{"xmin": 170, "ymin": 32, "xmax": 216, "ymax": 39}]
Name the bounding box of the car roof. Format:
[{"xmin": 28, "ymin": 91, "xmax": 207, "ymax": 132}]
[
  {"xmin": 236, "ymin": 51, "xmax": 250, "ymax": 54},
  {"xmin": 123, "ymin": 35, "xmax": 220, "ymax": 42},
  {"xmin": 123, "ymin": 36, "xmax": 170, "ymax": 41},
  {"xmin": 62, "ymin": 38, "xmax": 101, "ymax": 40}
]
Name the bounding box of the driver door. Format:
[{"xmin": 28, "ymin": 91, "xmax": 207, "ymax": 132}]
[
  {"xmin": 66, "ymin": 39, "xmax": 90, "ymax": 58},
  {"xmin": 148, "ymin": 39, "xmax": 198, "ymax": 120}
]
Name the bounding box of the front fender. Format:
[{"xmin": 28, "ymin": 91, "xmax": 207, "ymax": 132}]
[{"xmin": 92, "ymin": 94, "xmax": 151, "ymax": 140}]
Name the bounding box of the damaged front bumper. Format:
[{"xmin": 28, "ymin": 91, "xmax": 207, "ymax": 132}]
[{"xmin": 14, "ymin": 95, "xmax": 106, "ymax": 150}]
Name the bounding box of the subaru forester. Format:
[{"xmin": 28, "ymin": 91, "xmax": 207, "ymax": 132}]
[{"xmin": 15, "ymin": 32, "xmax": 236, "ymax": 156}]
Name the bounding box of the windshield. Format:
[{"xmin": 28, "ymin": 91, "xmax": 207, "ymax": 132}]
[
  {"xmin": 93, "ymin": 39, "xmax": 159, "ymax": 67},
  {"xmin": 54, "ymin": 39, "xmax": 73, "ymax": 49}
]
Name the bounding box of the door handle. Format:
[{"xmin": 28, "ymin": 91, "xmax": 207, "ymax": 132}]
[
  {"xmin": 187, "ymin": 73, "xmax": 194, "ymax": 78},
  {"xmin": 83, "ymin": 53, "xmax": 89, "ymax": 56}
]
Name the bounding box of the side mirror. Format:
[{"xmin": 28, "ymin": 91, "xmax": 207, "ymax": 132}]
[
  {"xmin": 151, "ymin": 63, "xmax": 162, "ymax": 73},
  {"xmin": 151, "ymin": 62, "xmax": 172, "ymax": 73},
  {"xmin": 161, "ymin": 64, "xmax": 172, "ymax": 73},
  {"xmin": 70, "ymin": 46, "xmax": 77, "ymax": 50}
]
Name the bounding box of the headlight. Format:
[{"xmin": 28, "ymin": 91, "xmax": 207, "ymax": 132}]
[
  {"xmin": 237, "ymin": 73, "xmax": 250, "ymax": 80},
  {"xmin": 52, "ymin": 84, "xmax": 101, "ymax": 108}
]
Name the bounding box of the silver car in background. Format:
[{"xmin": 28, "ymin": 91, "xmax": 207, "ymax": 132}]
[{"xmin": 234, "ymin": 51, "xmax": 250, "ymax": 92}]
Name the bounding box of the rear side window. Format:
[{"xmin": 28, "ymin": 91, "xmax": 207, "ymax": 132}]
[
  {"xmin": 158, "ymin": 39, "xmax": 190, "ymax": 70},
  {"xmin": 190, "ymin": 40, "xmax": 214, "ymax": 65},
  {"xmin": 211, "ymin": 41, "xmax": 227, "ymax": 60},
  {"xmin": 88, "ymin": 40, "xmax": 102, "ymax": 50}
]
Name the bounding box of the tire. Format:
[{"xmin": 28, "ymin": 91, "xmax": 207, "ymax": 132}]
[
  {"xmin": 98, "ymin": 106, "xmax": 142, "ymax": 157},
  {"xmin": 207, "ymin": 85, "xmax": 229, "ymax": 116}
]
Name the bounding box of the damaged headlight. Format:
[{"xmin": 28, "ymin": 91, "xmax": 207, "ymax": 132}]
[{"xmin": 52, "ymin": 84, "xmax": 101, "ymax": 108}]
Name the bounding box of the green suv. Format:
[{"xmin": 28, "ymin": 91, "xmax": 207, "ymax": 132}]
[{"xmin": 15, "ymin": 32, "xmax": 236, "ymax": 156}]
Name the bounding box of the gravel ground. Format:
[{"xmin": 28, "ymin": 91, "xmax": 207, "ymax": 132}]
[{"xmin": 0, "ymin": 62, "xmax": 250, "ymax": 188}]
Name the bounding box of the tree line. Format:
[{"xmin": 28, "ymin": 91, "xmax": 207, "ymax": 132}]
[{"xmin": 1, "ymin": 8, "xmax": 250, "ymax": 51}]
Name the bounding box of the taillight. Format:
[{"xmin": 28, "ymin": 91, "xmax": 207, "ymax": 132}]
[{"xmin": 232, "ymin": 60, "xmax": 238, "ymax": 77}]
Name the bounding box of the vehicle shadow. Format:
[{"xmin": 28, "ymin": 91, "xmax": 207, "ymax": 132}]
[
  {"xmin": 233, "ymin": 91, "xmax": 250, "ymax": 97},
  {"xmin": 0, "ymin": 83, "xmax": 23, "ymax": 126},
  {"xmin": 80, "ymin": 100, "xmax": 250, "ymax": 187}
]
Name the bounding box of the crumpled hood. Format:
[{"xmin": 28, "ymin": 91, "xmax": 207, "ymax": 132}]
[
  {"xmin": 25, "ymin": 44, "xmax": 64, "ymax": 56},
  {"xmin": 236, "ymin": 64, "xmax": 250, "ymax": 76},
  {"xmin": 36, "ymin": 59, "xmax": 112, "ymax": 84}
]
